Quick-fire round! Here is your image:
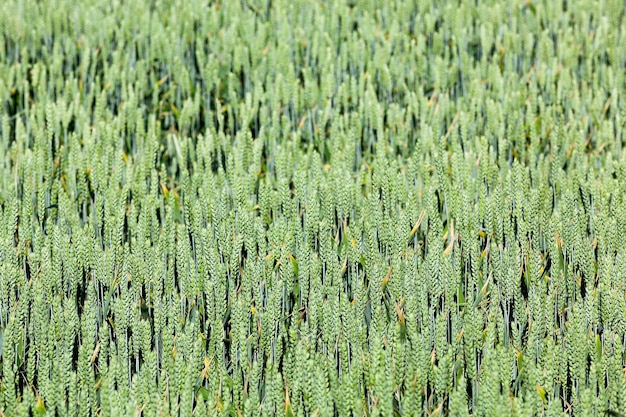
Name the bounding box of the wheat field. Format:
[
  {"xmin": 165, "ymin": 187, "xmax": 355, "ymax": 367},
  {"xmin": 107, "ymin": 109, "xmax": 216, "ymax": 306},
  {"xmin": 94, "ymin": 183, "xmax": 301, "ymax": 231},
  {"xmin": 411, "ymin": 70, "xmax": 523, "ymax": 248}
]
[{"xmin": 0, "ymin": 0, "xmax": 625, "ymax": 416}]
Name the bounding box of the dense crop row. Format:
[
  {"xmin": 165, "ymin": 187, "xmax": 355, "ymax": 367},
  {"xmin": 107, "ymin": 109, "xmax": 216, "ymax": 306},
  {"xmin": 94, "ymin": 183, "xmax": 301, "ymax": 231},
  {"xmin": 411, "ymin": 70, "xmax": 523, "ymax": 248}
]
[{"xmin": 1, "ymin": 0, "xmax": 626, "ymax": 415}]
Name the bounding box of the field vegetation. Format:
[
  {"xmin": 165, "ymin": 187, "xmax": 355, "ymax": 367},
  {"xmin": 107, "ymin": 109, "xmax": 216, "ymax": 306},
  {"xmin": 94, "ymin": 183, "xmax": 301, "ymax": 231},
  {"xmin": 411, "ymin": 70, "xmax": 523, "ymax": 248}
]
[{"xmin": 1, "ymin": 0, "xmax": 626, "ymax": 415}]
